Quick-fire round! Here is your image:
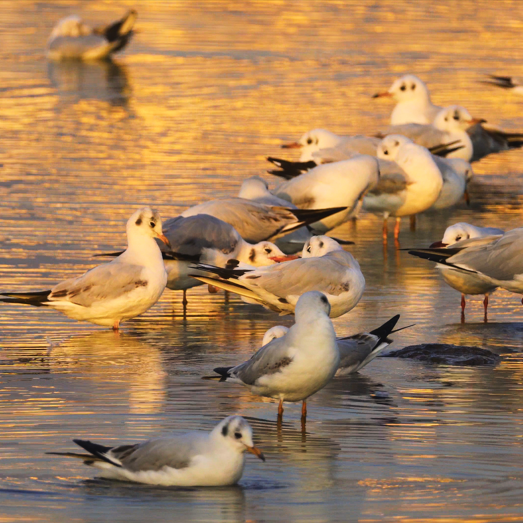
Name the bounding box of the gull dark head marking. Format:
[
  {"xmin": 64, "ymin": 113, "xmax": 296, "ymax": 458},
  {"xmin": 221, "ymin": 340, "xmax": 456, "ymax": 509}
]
[
  {"xmin": 135, "ymin": 216, "xmax": 142, "ymax": 226},
  {"xmin": 222, "ymin": 424, "xmax": 228, "ymax": 437},
  {"xmin": 320, "ymin": 295, "xmax": 328, "ymax": 305},
  {"xmin": 249, "ymin": 249, "xmax": 256, "ymax": 263}
]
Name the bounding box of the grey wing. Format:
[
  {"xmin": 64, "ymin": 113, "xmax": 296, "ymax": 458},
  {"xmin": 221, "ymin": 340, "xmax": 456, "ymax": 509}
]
[
  {"xmin": 47, "ymin": 35, "xmax": 109, "ymax": 57},
  {"xmin": 450, "ymin": 229, "xmax": 523, "ymax": 281},
  {"xmin": 242, "ymin": 254, "xmax": 351, "ymax": 297},
  {"xmin": 337, "ymin": 334, "xmax": 377, "ymax": 369},
  {"xmin": 339, "ymin": 135, "xmax": 380, "ymax": 156},
  {"xmin": 113, "ymin": 433, "xmax": 208, "ymax": 472},
  {"xmin": 48, "ymin": 260, "xmax": 146, "ymax": 307},
  {"xmin": 467, "ymin": 123, "xmax": 510, "ymax": 161},
  {"xmin": 253, "ymin": 194, "xmax": 298, "ymax": 208},
  {"xmin": 380, "ymin": 124, "xmax": 445, "ymax": 148},
  {"xmin": 232, "ymin": 335, "xmax": 295, "ymax": 385},
  {"xmin": 162, "ymin": 215, "xmax": 240, "ymax": 257},
  {"xmin": 369, "ymin": 161, "xmax": 408, "ymax": 195}
]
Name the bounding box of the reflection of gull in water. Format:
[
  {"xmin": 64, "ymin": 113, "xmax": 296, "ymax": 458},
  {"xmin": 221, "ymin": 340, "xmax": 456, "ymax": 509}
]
[
  {"xmin": 47, "ymin": 59, "xmax": 131, "ymax": 106},
  {"xmin": 49, "ymin": 331, "xmax": 167, "ymax": 414},
  {"xmin": 49, "ymin": 416, "xmax": 264, "ymax": 486}
]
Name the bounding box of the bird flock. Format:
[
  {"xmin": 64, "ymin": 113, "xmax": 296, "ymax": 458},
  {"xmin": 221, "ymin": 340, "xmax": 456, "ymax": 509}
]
[{"xmin": 2, "ymin": 10, "xmax": 523, "ymax": 487}]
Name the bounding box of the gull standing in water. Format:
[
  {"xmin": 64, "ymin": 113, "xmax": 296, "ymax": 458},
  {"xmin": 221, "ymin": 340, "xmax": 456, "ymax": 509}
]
[
  {"xmin": 208, "ymin": 292, "xmax": 339, "ymax": 421},
  {"xmin": 262, "ymin": 315, "xmax": 402, "ymax": 376},
  {"xmin": 191, "ymin": 236, "xmax": 365, "ymax": 318},
  {"xmin": 362, "ymin": 135, "xmax": 443, "ymax": 242},
  {"xmin": 408, "ymin": 223, "xmax": 506, "ymax": 321},
  {"xmin": 0, "ymin": 208, "xmax": 169, "ymax": 330},
  {"xmin": 46, "ymin": 10, "xmax": 137, "ymax": 61},
  {"xmin": 48, "ymin": 416, "xmax": 264, "ymax": 486}
]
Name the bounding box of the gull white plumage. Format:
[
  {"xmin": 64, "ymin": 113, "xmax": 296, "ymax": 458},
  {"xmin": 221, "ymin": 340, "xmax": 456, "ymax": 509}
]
[
  {"xmin": 363, "ymin": 135, "xmax": 443, "ymax": 241},
  {"xmin": 209, "ymin": 291, "xmax": 339, "ymax": 420},
  {"xmin": 262, "ymin": 315, "xmax": 401, "ymax": 376},
  {"xmin": 46, "ymin": 10, "xmax": 137, "ymax": 61},
  {"xmin": 47, "ymin": 416, "xmax": 264, "ymax": 486},
  {"xmin": 409, "ymin": 223, "xmax": 505, "ymax": 321},
  {"xmin": 191, "ymin": 236, "xmax": 365, "ymax": 318},
  {"xmin": 273, "ymin": 155, "xmax": 380, "ymax": 232},
  {"xmin": 0, "ymin": 207, "xmax": 168, "ymax": 330}
]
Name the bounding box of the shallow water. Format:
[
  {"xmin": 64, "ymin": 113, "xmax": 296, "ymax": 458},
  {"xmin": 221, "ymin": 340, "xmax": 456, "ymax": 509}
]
[{"xmin": 1, "ymin": 1, "xmax": 523, "ymax": 521}]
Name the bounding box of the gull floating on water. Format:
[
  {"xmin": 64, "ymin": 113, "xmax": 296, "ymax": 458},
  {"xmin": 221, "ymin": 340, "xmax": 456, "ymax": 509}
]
[
  {"xmin": 46, "ymin": 10, "xmax": 137, "ymax": 61},
  {"xmin": 262, "ymin": 314, "xmax": 401, "ymax": 376},
  {"xmin": 0, "ymin": 207, "xmax": 168, "ymax": 330},
  {"xmin": 47, "ymin": 416, "xmax": 264, "ymax": 486},
  {"xmin": 191, "ymin": 236, "xmax": 365, "ymax": 318},
  {"xmin": 409, "ymin": 222, "xmax": 504, "ymax": 321},
  {"xmin": 207, "ymin": 291, "xmax": 339, "ymax": 421},
  {"xmin": 362, "ymin": 135, "xmax": 443, "ymax": 241}
]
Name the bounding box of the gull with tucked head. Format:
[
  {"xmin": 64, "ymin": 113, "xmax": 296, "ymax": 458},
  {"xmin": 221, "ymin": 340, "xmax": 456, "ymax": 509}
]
[{"xmin": 47, "ymin": 416, "xmax": 264, "ymax": 487}]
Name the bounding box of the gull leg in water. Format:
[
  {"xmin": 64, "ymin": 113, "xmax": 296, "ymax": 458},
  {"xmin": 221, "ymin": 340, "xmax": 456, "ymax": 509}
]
[
  {"xmin": 394, "ymin": 218, "xmax": 401, "ymax": 240},
  {"xmin": 410, "ymin": 215, "xmax": 416, "ymax": 231},
  {"xmin": 278, "ymin": 398, "xmax": 284, "ymax": 418},
  {"xmin": 461, "ymin": 294, "xmax": 466, "ymax": 324},
  {"xmin": 484, "ymin": 295, "xmax": 489, "ymax": 323},
  {"xmin": 301, "ymin": 401, "xmax": 307, "ymax": 420},
  {"xmin": 182, "ymin": 289, "xmax": 188, "ymax": 306},
  {"xmin": 113, "ymin": 320, "xmax": 120, "ymax": 332},
  {"xmin": 382, "ymin": 216, "xmax": 389, "ymax": 241}
]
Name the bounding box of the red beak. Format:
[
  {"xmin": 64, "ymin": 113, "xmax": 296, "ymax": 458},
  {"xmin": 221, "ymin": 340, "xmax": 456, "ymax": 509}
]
[
  {"xmin": 429, "ymin": 241, "xmax": 448, "ymax": 248},
  {"xmin": 269, "ymin": 254, "xmax": 300, "ymax": 262},
  {"xmin": 468, "ymin": 117, "xmax": 487, "ymax": 125},
  {"xmin": 281, "ymin": 142, "xmax": 302, "ymax": 149},
  {"xmin": 372, "ymin": 91, "xmax": 393, "ymax": 99}
]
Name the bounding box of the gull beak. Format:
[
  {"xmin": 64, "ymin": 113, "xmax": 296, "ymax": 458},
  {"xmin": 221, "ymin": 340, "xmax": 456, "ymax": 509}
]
[
  {"xmin": 281, "ymin": 142, "xmax": 302, "ymax": 149},
  {"xmin": 269, "ymin": 254, "xmax": 300, "ymax": 262},
  {"xmin": 372, "ymin": 91, "xmax": 393, "ymax": 98},
  {"xmin": 468, "ymin": 117, "xmax": 487, "ymax": 125},
  {"xmin": 157, "ymin": 233, "xmax": 171, "ymax": 249},
  {"xmin": 429, "ymin": 241, "xmax": 448, "ymax": 248},
  {"xmin": 246, "ymin": 445, "xmax": 265, "ymax": 462},
  {"xmin": 464, "ymin": 189, "xmax": 471, "ymax": 206}
]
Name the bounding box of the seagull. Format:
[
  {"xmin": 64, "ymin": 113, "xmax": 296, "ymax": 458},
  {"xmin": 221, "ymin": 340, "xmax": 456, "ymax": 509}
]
[
  {"xmin": 47, "ymin": 416, "xmax": 264, "ymax": 486},
  {"xmin": 408, "ymin": 223, "xmax": 507, "ymax": 321},
  {"xmin": 430, "ymin": 157, "xmax": 472, "ymax": 210},
  {"xmin": 46, "ymin": 10, "xmax": 137, "ymax": 61},
  {"xmin": 280, "ymin": 128, "xmax": 381, "ymax": 162},
  {"xmin": 272, "ymin": 155, "xmax": 380, "ymax": 233},
  {"xmin": 207, "ymin": 291, "xmax": 339, "ymax": 421},
  {"xmin": 373, "ymin": 74, "xmax": 442, "ymax": 125},
  {"xmin": 484, "ymin": 75, "xmax": 523, "ymax": 96},
  {"xmin": 262, "ymin": 314, "xmax": 401, "ymax": 376},
  {"xmin": 190, "ymin": 236, "xmax": 365, "ymax": 318},
  {"xmin": 0, "ymin": 207, "xmax": 169, "ymax": 330},
  {"xmin": 362, "ymin": 135, "xmax": 443, "ymax": 241},
  {"xmin": 181, "ymin": 198, "xmax": 346, "ymax": 244}
]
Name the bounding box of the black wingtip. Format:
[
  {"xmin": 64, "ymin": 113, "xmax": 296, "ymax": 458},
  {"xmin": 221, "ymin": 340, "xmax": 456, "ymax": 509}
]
[
  {"xmin": 73, "ymin": 439, "xmax": 121, "ymax": 467},
  {"xmin": 369, "ymin": 315, "xmax": 400, "ymax": 341},
  {"xmin": 212, "ymin": 366, "xmax": 233, "ymax": 382}
]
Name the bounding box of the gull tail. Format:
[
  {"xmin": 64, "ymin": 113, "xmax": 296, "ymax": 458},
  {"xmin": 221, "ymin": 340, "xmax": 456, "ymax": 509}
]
[
  {"xmin": 408, "ymin": 249, "xmax": 477, "ymax": 273},
  {"xmin": 266, "ymin": 157, "xmax": 317, "ymax": 179},
  {"xmin": 369, "ymin": 314, "xmax": 400, "ymax": 343},
  {"xmin": 190, "ymin": 264, "xmax": 252, "ymax": 280},
  {"xmin": 211, "ymin": 366, "xmax": 234, "ymax": 382},
  {"xmin": 483, "ymin": 75, "xmax": 517, "ymax": 89},
  {"xmin": 99, "ymin": 10, "xmax": 137, "ymax": 53},
  {"xmin": 428, "ymin": 140, "xmax": 465, "ymax": 157},
  {"xmin": 72, "ymin": 439, "xmax": 122, "ymax": 467},
  {"xmin": 189, "ymin": 275, "xmax": 265, "ymax": 305},
  {"xmin": 0, "ymin": 290, "xmax": 51, "ymax": 307},
  {"xmin": 288, "ymin": 206, "xmax": 347, "ymax": 228}
]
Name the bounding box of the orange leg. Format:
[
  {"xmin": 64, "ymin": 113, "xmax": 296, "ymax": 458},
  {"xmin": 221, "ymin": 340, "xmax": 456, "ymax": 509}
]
[
  {"xmin": 301, "ymin": 400, "xmax": 307, "ymax": 419},
  {"xmin": 182, "ymin": 289, "xmax": 188, "ymax": 306},
  {"xmin": 464, "ymin": 189, "xmax": 470, "ymax": 206},
  {"xmin": 382, "ymin": 218, "xmax": 388, "ymax": 241},
  {"xmin": 483, "ymin": 295, "xmax": 489, "ymax": 323},
  {"xmin": 409, "ymin": 214, "xmax": 416, "ymax": 231},
  {"xmin": 394, "ymin": 217, "xmax": 401, "ymax": 240},
  {"xmin": 112, "ymin": 320, "xmax": 120, "ymax": 331},
  {"xmin": 278, "ymin": 398, "xmax": 284, "ymax": 418}
]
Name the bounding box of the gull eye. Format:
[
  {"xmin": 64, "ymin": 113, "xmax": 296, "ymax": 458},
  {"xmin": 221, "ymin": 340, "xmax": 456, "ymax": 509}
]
[
  {"xmin": 453, "ymin": 112, "xmax": 460, "ymax": 120},
  {"xmin": 306, "ymin": 246, "xmax": 311, "ymax": 253},
  {"xmin": 150, "ymin": 221, "xmax": 156, "ymax": 228},
  {"xmin": 383, "ymin": 149, "xmax": 389, "ymax": 155},
  {"xmin": 234, "ymin": 432, "xmax": 242, "ymax": 439},
  {"xmin": 264, "ymin": 247, "xmax": 272, "ymax": 254},
  {"xmin": 411, "ymin": 83, "xmax": 416, "ymax": 90},
  {"xmin": 400, "ymin": 84, "xmax": 406, "ymax": 91},
  {"xmin": 455, "ymin": 235, "xmax": 462, "ymax": 241},
  {"xmin": 307, "ymin": 138, "xmax": 313, "ymax": 145}
]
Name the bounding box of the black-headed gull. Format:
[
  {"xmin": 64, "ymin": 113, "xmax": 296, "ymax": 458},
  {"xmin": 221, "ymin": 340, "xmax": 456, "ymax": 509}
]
[
  {"xmin": 373, "ymin": 74, "xmax": 442, "ymax": 125},
  {"xmin": 0, "ymin": 207, "xmax": 168, "ymax": 330},
  {"xmin": 46, "ymin": 11, "xmax": 137, "ymax": 61},
  {"xmin": 181, "ymin": 198, "xmax": 345, "ymax": 244},
  {"xmin": 209, "ymin": 291, "xmax": 339, "ymax": 421},
  {"xmin": 363, "ymin": 135, "xmax": 443, "ymax": 241},
  {"xmin": 409, "ymin": 223, "xmax": 505, "ymax": 321},
  {"xmin": 191, "ymin": 236, "xmax": 365, "ymax": 318},
  {"xmin": 273, "ymin": 155, "xmax": 380, "ymax": 232},
  {"xmin": 47, "ymin": 416, "xmax": 264, "ymax": 486},
  {"xmin": 262, "ymin": 314, "xmax": 401, "ymax": 376}
]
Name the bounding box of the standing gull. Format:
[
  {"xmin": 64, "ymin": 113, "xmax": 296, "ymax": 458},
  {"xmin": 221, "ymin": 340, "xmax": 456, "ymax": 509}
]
[
  {"xmin": 48, "ymin": 416, "xmax": 264, "ymax": 486},
  {"xmin": 0, "ymin": 207, "xmax": 169, "ymax": 330},
  {"xmin": 191, "ymin": 236, "xmax": 365, "ymax": 318},
  {"xmin": 409, "ymin": 223, "xmax": 504, "ymax": 321},
  {"xmin": 46, "ymin": 10, "xmax": 137, "ymax": 61},
  {"xmin": 208, "ymin": 291, "xmax": 339, "ymax": 421}
]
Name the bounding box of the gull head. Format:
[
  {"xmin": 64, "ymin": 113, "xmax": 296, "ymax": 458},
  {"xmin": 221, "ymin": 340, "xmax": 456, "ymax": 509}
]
[
  {"xmin": 50, "ymin": 15, "xmax": 90, "ymax": 39},
  {"xmin": 127, "ymin": 207, "xmax": 171, "ymax": 248},
  {"xmin": 213, "ymin": 416, "xmax": 265, "ymax": 461},
  {"xmin": 295, "ymin": 291, "xmax": 331, "ymax": 320},
  {"xmin": 433, "ymin": 105, "xmax": 484, "ymax": 132},
  {"xmin": 246, "ymin": 241, "xmax": 299, "ymax": 265},
  {"xmin": 302, "ymin": 236, "xmax": 343, "ymax": 258},
  {"xmin": 377, "ymin": 134, "xmax": 413, "ymax": 161},
  {"xmin": 446, "ymin": 158, "xmax": 474, "ymax": 183},
  {"xmin": 437, "ymin": 222, "xmax": 485, "ymax": 247},
  {"xmin": 238, "ymin": 176, "xmax": 271, "ymax": 200},
  {"xmin": 262, "ymin": 325, "xmax": 289, "ymax": 346},
  {"xmin": 374, "ymin": 74, "xmax": 429, "ymax": 103},
  {"xmin": 282, "ymin": 129, "xmax": 341, "ymax": 161}
]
